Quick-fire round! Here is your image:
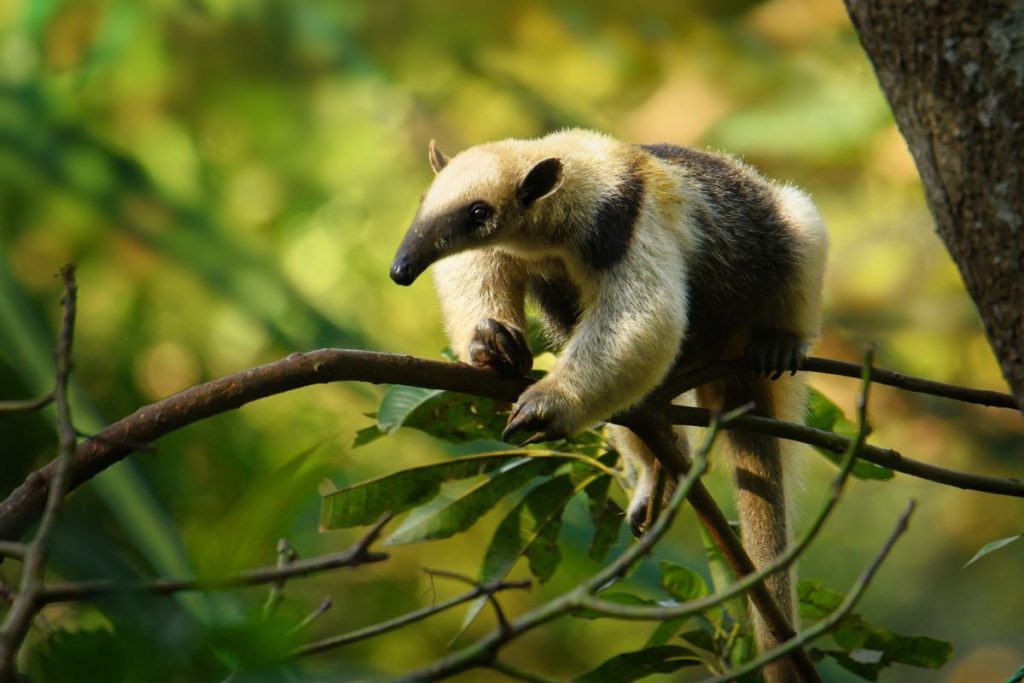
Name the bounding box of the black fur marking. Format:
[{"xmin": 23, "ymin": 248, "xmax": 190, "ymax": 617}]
[
  {"xmin": 527, "ymin": 271, "xmax": 581, "ymax": 344},
  {"xmin": 580, "ymin": 160, "xmax": 645, "ymax": 271},
  {"xmin": 641, "ymin": 144, "xmax": 800, "ymax": 352}
]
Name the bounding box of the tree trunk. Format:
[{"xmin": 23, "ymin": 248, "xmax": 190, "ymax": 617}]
[{"xmin": 844, "ymin": 1, "xmax": 1024, "ymax": 410}]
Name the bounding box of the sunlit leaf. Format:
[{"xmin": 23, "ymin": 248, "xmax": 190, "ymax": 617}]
[
  {"xmin": 320, "ymin": 453, "xmax": 535, "ymax": 529},
  {"xmin": 352, "ymin": 424, "xmax": 386, "ymax": 448},
  {"xmin": 385, "ymin": 456, "xmax": 567, "ymax": 544},
  {"xmin": 659, "ymin": 560, "xmax": 709, "ymax": 601},
  {"xmin": 373, "ymin": 385, "xmax": 510, "ymax": 443},
  {"xmin": 806, "ymin": 387, "xmax": 893, "ymax": 481},
  {"xmin": 963, "ymin": 533, "xmax": 1023, "ymax": 568},
  {"xmin": 377, "ymin": 385, "xmax": 445, "ymax": 434}
]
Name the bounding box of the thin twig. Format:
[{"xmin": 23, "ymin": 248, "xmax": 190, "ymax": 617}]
[
  {"xmin": 424, "ymin": 568, "xmax": 513, "ymax": 633},
  {"xmin": 0, "ymin": 582, "xmax": 53, "ymax": 641},
  {"xmin": 0, "ymin": 543, "xmax": 25, "ymax": 562},
  {"xmin": 263, "ymin": 538, "xmax": 297, "ymax": 620},
  {"xmin": 37, "ymin": 515, "xmax": 391, "ymax": 605},
  {"xmin": 697, "ymin": 500, "xmax": 917, "ymax": 683},
  {"xmin": 661, "ymin": 406, "xmax": 1023, "ymax": 497},
  {"xmin": 0, "ymin": 393, "xmax": 54, "ymax": 415},
  {"xmin": 0, "ymin": 266, "xmax": 78, "ymax": 683},
  {"xmin": 288, "ymin": 597, "xmax": 333, "ymax": 634},
  {"xmin": 656, "ymin": 356, "xmax": 1018, "ymax": 410},
  {"xmin": 289, "ymin": 578, "xmax": 531, "ymax": 659}
]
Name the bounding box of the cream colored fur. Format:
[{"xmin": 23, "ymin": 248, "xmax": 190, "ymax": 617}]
[{"xmin": 414, "ymin": 129, "xmax": 827, "ymax": 683}]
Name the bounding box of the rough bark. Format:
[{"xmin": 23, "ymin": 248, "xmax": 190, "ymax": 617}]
[{"xmin": 844, "ymin": 0, "xmax": 1024, "ymax": 410}]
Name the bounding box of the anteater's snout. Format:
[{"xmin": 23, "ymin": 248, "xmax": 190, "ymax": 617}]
[{"xmin": 389, "ymin": 259, "xmax": 417, "ymax": 286}]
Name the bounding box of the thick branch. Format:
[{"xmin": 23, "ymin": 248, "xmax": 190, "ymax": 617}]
[{"xmin": 1, "ymin": 351, "xmax": 1017, "ymax": 542}]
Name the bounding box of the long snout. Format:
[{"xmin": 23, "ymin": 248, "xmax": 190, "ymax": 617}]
[{"xmin": 389, "ymin": 221, "xmax": 444, "ymax": 286}]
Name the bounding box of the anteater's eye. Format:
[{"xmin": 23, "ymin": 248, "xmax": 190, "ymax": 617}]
[{"xmin": 470, "ymin": 202, "xmax": 493, "ymax": 223}]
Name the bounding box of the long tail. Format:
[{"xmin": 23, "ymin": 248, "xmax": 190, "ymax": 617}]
[{"xmin": 700, "ymin": 374, "xmax": 803, "ymax": 683}]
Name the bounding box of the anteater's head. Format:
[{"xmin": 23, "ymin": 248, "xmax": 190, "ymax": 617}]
[{"xmin": 389, "ymin": 139, "xmax": 563, "ymax": 286}]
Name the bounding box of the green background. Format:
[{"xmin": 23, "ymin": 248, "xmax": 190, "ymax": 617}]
[{"xmin": 0, "ymin": 0, "xmax": 1020, "ymax": 681}]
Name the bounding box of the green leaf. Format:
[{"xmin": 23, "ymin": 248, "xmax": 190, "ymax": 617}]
[
  {"xmin": 821, "ymin": 648, "xmax": 884, "ymax": 681},
  {"xmin": 963, "ymin": 533, "xmax": 1023, "ymax": 568},
  {"xmin": 645, "ymin": 617, "xmax": 691, "ymax": 647},
  {"xmin": 386, "ymin": 456, "xmax": 567, "ymax": 545},
  {"xmin": 377, "ymin": 385, "xmax": 445, "ymax": 434},
  {"xmin": 458, "ymin": 472, "xmax": 594, "ymax": 637},
  {"xmin": 659, "ymin": 561, "xmax": 709, "ymax": 601},
  {"xmin": 583, "ymin": 467, "xmax": 624, "ymax": 562},
  {"xmin": 320, "ymin": 453, "xmax": 534, "ymax": 529},
  {"xmin": 1006, "ymin": 665, "xmax": 1024, "ymax": 683},
  {"xmin": 797, "ymin": 579, "xmax": 844, "ymax": 620},
  {"xmin": 800, "ymin": 580, "xmax": 953, "ymax": 675},
  {"xmin": 352, "ymin": 424, "xmax": 386, "ymax": 448},
  {"xmin": 480, "ymin": 474, "xmax": 580, "ymax": 584},
  {"xmin": 806, "ymin": 386, "xmax": 845, "ymax": 431},
  {"xmin": 374, "ymin": 385, "xmax": 511, "ymax": 443},
  {"xmin": 574, "ymin": 645, "xmax": 703, "ymax": 682},
  {"xmin": 805, "ymin": 387, "xmax": 894, "ymax": 480}
]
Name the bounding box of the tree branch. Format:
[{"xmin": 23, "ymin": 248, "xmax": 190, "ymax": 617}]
[
  {"xmin": 581, "ymin": 362, "xmax": 871, "ymax": 621},
  {"xmin": 385, "ymin": 412, "xmax": 723, "ymax": 682},
  {"xmin": 626, "ymin": 414, "xmax": 821, "ymax": 683},
  {"xmin": 0, "ymin": 393, "xmax": 54, "ymax": 415},
  {"xmin": 663, "ymin": 406, "xmax": 1024, "ymax": 497},
  {"xmin": 289, "ymin": 575, "xmax": 531, "ymax": 659},
  {"xmin": 657, "ymin": 357, "xmax": 1018, "ymax": 410},
  {"xmin": 697, "ymin": 500, "xmax": 917, "ymax": 683},
  {"xmin": 0, "ymin": 266, "xmax": 78, "ymax": 683},
  {"xmin": 35, "ymin": 514, "xmax": 390, "ymax": 605},
  {"xmin": 2, "ymin": 349, "xmax": 1016, "ymax": 543},
  {"xmin": 0, "ymin": 544, "xmax": 24, "ymax": 562}
]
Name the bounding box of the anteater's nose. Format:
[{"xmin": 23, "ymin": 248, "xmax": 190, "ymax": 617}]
[{"xmin": 389, "ymin": 260, "xmax": 415, "ymax": 286}]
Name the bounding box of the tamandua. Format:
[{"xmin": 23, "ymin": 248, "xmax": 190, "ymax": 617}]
[{"xmin": 389, "ymin": 129, "xmax": 828, "ymax": 682}]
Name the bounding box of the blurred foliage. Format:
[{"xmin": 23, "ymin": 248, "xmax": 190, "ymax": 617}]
[{"xmin": 0, "ymin": 0, "xmax": 1021, "ymax": 681}]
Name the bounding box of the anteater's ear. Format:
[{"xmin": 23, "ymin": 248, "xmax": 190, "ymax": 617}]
[
  {"xmin": 428, "ymin": 139, "xmax": 450, "ymax": 174},
  {"xmin": 517, "ymin": 157, "xmax": 563, "ymax": 206}
]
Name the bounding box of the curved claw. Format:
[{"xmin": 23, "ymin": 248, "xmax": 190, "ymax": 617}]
[
  {"xmin": 628, "ymin": 505, "xmax": 648, "ymax": 538},
  {"xmin": 502, "ymin": 402, "xmax": 545, "ymax": 443},
  {"xmin": 469, "ymin": 319, "xmax": 533, "ymax": 377},
  {"xmin": 502, "ymin": 396, "xmax": 566, "ymax": 444},
  {"xmin": 746, "ymin": 328, "xmax": 807, "ymax": 381}
]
